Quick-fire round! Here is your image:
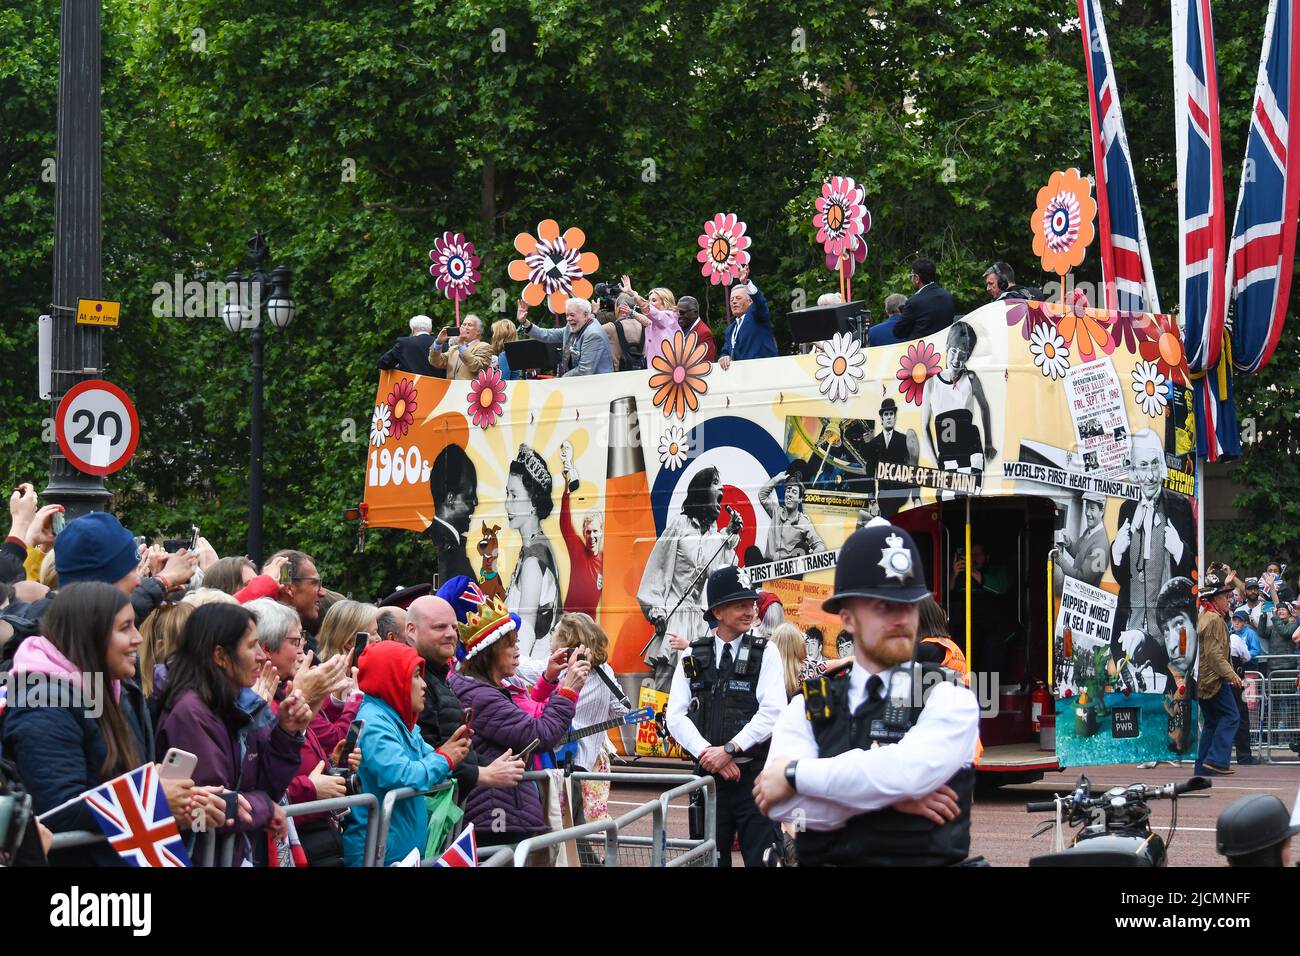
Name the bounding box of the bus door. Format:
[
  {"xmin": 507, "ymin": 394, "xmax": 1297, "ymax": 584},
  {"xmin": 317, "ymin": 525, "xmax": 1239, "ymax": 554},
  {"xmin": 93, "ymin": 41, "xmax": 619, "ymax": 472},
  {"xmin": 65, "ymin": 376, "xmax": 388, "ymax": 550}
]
[{"xmin": 941, "ymin": 496, "xmax": 1057, "ymax": 749}]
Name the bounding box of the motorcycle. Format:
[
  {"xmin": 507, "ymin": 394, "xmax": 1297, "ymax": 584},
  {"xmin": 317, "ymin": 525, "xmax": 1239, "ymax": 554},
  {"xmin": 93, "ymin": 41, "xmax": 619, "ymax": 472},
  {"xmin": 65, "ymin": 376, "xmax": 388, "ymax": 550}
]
[{"xmin": 1026, "ymin": 774, "xmax": 1212, "ymax": 867}]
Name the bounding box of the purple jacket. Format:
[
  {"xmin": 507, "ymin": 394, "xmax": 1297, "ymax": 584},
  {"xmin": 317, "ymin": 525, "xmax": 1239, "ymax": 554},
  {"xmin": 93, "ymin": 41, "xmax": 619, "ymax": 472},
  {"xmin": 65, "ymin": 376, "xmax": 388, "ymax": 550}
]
[
  {"xmin": 448, "ymin": 673, "xmax": 576, "ymax": 835},
  {"xmin": 155, "ymin": 689, "xmax": 303, "ymax": 860}
]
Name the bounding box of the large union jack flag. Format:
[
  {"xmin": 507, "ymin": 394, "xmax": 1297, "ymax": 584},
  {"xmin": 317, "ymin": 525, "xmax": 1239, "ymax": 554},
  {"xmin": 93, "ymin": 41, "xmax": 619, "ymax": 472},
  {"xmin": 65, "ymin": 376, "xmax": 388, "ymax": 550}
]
[
  {"xmin": 1226, "ymin": 0, "xmax": 1300, "ymax": 373},
  {"xmin": 1173, "ymin": 0, "xmax": 1228, "ymax": 373},
  {"xmin": 1078, "ymin": 0, "xmax": 1161, "ymax": 313},
  {"xmin": 1193, "ymin": 340, "xmax": 1243, "ymax": 461},
  {"xmin": 83, "ymin": 763, "xmax": 191, "ymax": 867}
]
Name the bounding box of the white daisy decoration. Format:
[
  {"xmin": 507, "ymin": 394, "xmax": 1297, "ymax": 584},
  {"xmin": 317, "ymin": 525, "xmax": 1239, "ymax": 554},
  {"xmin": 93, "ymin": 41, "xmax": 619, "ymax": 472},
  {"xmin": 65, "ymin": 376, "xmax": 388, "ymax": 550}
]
[
  {"xmin": 369, "ymin": 403, "xmax": 392, "ymax": 447},
  {"xmin": 1130, "ymin": 361, "xmax": 1168, "ymax": 417},
  {"xmin": 1028, "ymin": 322, "xmax": 1070, "ymax": 380},
  {"xmin": 658, "ymin": 425, "xmax": 690, "ymax": 471},
  {"xmin": 814, "ymin": 331, "xmax": 867, "ymax": 403}
]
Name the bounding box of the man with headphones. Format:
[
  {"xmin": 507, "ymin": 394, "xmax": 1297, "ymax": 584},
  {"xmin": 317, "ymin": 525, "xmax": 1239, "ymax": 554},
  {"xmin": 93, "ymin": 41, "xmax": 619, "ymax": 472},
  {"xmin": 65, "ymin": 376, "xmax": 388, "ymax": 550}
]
[{"xmin": 982, "ymin": 261, "xmax": 1032, "ymax": 301}]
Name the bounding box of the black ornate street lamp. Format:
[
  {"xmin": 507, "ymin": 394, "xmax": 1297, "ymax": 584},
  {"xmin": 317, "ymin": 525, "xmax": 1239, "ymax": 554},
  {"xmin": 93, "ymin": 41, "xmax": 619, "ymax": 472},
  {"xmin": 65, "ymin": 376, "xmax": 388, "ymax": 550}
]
[{"xmin": 221, "ymin": 232, "xmax": 295, "ymax": 565}]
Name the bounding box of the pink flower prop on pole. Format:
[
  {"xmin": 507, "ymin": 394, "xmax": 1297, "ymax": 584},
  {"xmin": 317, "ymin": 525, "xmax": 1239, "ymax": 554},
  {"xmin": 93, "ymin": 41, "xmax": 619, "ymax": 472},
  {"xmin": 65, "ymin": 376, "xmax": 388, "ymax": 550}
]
[
  {"xmin": 429, "ymin": 231, "xmax": 481, "ymax": 323},
  {"xmin": 814, "ymin": 177, "xmax": 871, "ymax": 300},
  {"xmin": 697, "ymin": 213, "xmax": 751, "ymax": 286},
  {"xmin": 814, "ymin": 176, "xmax": 867, "ymax": 258}
]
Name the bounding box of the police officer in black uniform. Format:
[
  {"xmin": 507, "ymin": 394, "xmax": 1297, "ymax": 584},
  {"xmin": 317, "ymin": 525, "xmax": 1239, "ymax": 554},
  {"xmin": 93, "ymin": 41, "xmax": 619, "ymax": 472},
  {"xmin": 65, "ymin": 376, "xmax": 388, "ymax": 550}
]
[
  {"xmin": 666, "ymin": 565, "xmax": 786, "ymax": 867},
  {"xmin": 753, "ymin": 518, "xmax": 982, "ymax": 866}
]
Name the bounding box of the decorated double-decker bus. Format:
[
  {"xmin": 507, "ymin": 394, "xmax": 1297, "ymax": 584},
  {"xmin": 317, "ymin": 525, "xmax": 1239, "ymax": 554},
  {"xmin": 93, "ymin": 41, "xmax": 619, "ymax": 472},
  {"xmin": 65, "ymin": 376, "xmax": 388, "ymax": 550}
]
[{"xmin": 361, "ymin": 293, "xmax": 1201, "ymax": 780}]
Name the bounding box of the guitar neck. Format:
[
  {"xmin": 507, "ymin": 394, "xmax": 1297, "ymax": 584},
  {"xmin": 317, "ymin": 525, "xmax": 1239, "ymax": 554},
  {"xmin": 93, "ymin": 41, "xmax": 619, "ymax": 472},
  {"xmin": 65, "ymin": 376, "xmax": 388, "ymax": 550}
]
[{"xmin": 558, "ymin": 716, "xmax": 625, "ymax": 745}]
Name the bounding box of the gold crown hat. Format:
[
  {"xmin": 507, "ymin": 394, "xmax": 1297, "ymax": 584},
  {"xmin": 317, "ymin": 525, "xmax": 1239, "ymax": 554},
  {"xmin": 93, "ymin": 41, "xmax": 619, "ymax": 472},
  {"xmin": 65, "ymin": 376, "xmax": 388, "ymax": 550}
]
[{"xmin": 458, "ymin": 596, "xmax": 519, "ymax": 660}]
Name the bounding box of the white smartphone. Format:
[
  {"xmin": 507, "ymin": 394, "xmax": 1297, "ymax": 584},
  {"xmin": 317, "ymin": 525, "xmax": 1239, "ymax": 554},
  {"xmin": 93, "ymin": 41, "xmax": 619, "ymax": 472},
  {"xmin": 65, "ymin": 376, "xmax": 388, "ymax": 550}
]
[{"xmin": 158, "ymin": 748, "xmax": 198, "ymax": 781}]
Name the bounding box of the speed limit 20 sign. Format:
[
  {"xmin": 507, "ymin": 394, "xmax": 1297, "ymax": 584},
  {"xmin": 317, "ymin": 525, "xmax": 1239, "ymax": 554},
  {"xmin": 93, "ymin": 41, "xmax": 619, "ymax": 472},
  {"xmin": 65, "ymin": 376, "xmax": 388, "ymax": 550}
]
[{"xmin": 55, "ymin": 379, "xmax": 140, "ymax": 476}]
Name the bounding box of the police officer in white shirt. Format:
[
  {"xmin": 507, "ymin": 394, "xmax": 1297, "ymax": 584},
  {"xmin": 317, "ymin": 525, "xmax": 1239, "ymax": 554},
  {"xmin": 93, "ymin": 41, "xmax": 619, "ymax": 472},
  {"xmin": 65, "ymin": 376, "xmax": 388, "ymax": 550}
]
[
  {"xmin": 753, "ymin": 519, "xmax": 982, "ymax": 866},
  {"xmin": 666, "ymin": 565, "xmax": 786, "ymax": 867}
]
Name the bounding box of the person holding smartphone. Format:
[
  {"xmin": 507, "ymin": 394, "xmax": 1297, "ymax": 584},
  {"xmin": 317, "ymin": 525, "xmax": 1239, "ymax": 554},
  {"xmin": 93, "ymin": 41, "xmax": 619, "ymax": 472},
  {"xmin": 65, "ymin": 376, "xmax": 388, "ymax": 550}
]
[
  {"xmin": 407, "ymin": 589, "xmax": 527, "ymax": 804},
  {"xmin": 156, "ymin": 603, "xmax": 312, "ymax": 865},
  {"xmin": 450, "ymin": 598, "xmax": 589, "ymax": 858},
  {"xmin": 3, "ymin": 582, "xmax": 229, "ymax": 864},
  {"xmin": 248, "ymin": 599, "xmax": 357, "ymax": 866},
  {"xmin": 344, "ymin": 641, "xmax": 470, "ymax": 866},
  {"xmin": 427, "ymin": 314, "xmax": 494, "ymax": 381}
]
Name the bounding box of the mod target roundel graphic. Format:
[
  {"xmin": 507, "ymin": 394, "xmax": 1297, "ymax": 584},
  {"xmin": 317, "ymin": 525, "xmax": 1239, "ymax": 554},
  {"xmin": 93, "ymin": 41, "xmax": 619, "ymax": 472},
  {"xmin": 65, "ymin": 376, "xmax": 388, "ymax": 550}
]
[{"xmin": 649, "ymin": 416, "xmax": 789, "ymax": 565}]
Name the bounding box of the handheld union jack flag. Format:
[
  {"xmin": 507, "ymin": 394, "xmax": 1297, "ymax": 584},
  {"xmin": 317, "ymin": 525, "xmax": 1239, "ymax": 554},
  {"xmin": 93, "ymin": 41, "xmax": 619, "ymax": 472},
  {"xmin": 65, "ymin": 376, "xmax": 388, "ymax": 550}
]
[
  {"xmin": 1078, "ymin": 0, "xmax": 1161, "ymax": 313},
  {"xmin": 1173, "ymin": 0, "xmax": 1228, "ymax": 373},
  {"xmin": 433, "ymin": 823, "xmax": 478, "ymax": 867},
  {"xmin": 1226, "ymin": 0, "xmax": 1300, "ymax": 373},
  {"xmin": 83, "ymin": 763, "xmax": 191, "ymax": 867}
]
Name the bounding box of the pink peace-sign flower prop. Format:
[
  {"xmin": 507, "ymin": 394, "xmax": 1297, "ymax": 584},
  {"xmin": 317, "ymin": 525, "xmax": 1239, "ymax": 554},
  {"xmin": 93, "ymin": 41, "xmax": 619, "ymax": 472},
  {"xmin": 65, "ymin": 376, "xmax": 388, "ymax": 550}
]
[
  {"xmin": 826, "ymin": 211, "xmax": 872, "ymax": 275},
  {"xmin": 814, "ymin": 176, "xmax": 867, "ymax": 259},
  {"xmin": 697, "ymin": 213, "xmax": 752, "ymax": 286},
  {"xmin": 429, "ymin": 232, "xmax": 481, "ymax": 302}
]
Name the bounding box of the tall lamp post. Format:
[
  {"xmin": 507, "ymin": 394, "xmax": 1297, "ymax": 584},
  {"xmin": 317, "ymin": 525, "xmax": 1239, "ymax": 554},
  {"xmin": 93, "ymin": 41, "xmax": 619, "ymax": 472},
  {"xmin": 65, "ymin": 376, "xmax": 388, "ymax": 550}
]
[
  {"xmin": 44, "ymin": 0, "xmax": 110, "ymax": 517},
  {"xmin": 221, "ymin": 232, "xmax": 295, "ymax": 566}
]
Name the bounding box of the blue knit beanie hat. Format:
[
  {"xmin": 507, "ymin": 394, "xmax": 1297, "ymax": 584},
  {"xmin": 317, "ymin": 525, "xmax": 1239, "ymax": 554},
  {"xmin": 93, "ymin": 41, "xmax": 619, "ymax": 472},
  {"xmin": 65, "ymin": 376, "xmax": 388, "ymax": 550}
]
[{"xmin": 54, "ymin": 512, "xmax": 139, "ymax": 585}]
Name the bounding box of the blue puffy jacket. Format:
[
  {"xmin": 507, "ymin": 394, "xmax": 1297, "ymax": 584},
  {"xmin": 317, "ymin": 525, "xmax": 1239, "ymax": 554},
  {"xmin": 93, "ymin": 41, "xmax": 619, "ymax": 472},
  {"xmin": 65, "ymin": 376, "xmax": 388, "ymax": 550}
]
[{"xmin": 343, "ymin": 694, "xmax": 452, "ymax": 866}]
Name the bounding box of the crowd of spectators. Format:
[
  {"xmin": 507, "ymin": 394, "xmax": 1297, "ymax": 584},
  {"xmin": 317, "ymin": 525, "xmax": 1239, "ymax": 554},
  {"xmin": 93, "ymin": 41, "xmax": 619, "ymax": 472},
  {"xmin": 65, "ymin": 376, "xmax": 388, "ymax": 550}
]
[{"xmin": 0, "ymin": 484, "xmax": 853, "ymax": 867}]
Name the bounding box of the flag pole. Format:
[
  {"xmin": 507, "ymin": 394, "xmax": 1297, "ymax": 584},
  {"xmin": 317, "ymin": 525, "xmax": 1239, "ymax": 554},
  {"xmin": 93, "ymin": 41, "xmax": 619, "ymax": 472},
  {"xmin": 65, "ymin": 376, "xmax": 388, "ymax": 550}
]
[{"xmin": 37, "ymin": 792, "xmax": 87, "ymax": 823}]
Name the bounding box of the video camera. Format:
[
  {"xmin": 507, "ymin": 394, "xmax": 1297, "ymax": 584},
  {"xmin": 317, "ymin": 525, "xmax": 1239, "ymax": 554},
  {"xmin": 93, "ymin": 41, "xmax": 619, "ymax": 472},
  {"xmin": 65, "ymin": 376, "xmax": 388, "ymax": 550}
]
[{"xmin": 593, "ymin": 281, "xmax": 622, "ymax": 312}]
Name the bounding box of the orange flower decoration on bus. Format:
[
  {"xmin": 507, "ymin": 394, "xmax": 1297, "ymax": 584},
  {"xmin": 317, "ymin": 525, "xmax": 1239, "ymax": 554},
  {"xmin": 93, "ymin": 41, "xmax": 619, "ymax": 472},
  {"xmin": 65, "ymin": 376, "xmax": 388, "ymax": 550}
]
[
  {"xmin": 1055, "ymin": 306, "xmax": 1113, "ymax": 362},
  {"xmin": 386, "ymin": 378, "xmax": 418, "ymax": 439},
  {"xmin": 507, "ymin": 219, "xmax": 599, "ymax": 314},
  {"xmin": 1031, "ymin": 168, "xmax": 1096, "ymax": 276},
  {"xmin": 1138, "ymin": 313, "xmax": 1190, "ymax": 386},
  {"xmin": 896, "ymin": 341, "xmax": 942, "ymax": 406},
  {"xmin": 650, "ymin": 331, "xmax": 711, "ymax": 419}
]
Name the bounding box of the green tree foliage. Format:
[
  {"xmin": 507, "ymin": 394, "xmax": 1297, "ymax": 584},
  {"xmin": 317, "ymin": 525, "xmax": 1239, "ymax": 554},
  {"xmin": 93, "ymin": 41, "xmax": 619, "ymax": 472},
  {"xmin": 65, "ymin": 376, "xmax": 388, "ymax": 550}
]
[{"xmin": 1, "ymin": 0, "xmax": 1295, "ymax": 594}]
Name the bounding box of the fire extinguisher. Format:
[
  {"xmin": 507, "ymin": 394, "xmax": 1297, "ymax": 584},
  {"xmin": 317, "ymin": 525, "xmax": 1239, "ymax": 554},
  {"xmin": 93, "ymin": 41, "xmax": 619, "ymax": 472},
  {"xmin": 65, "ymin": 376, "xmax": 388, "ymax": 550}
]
[{"xmin": 1031, "ymin": 681, "xmax": 1052, "ymax": 733}]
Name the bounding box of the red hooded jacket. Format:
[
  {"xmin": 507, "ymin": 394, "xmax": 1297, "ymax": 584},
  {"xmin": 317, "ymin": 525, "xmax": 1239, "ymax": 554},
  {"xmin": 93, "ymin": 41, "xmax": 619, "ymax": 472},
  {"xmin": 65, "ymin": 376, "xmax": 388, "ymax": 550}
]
[{"xmin": 357, "ymin": 641, "xmax": 424, "ymax": 730}]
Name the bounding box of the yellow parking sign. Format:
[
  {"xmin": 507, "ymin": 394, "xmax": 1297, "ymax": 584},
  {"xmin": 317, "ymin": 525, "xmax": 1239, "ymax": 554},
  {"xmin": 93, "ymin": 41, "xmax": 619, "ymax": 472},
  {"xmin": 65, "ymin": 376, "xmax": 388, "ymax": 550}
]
[{"xmin": 76, "ymin": 299, "xmax": 121, "ymax": 327}]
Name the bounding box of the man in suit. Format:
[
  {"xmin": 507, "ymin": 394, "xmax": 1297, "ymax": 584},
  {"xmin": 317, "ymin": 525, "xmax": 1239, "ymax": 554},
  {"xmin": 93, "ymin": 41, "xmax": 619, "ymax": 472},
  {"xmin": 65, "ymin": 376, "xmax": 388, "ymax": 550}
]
[
  {"xmin": 519, "ymin": 297, "xmax": 614, "ymax": 376},
  {"xmin": 425, "ymin": 444, "xmax": 478, "ymax": 586},
  {"xmin": 893, "ymin": 257, "xmax": 956, "ymax": 341},
  {"xmin": 866, "ymin": 293, "xmax": 907, "ymax": 347},
  {"xmin": 378, "ymin": 314, "xmax": 440, "ymax": 377},
  {"xmin": 862, "ymin": 398, "xmax": 918, "ymax": 516},
  {"xmin": 1111, "ymin": 429, "xmax": 1194, "ymax": 680},
  {"xmin": 428, "ymin": 314, "xmax": 495, "ymax": 380},
  {"xmin": 718, "ymin": 264, "xmax": 778, "ymax": 370}
]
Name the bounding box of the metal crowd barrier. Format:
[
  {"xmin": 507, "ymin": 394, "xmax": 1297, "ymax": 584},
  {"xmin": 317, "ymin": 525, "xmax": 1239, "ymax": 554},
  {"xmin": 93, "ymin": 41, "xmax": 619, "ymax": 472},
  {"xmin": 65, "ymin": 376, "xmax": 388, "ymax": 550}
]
[
  {"xmin": 48, "ymin": 822, "xmax": 217, "ymax": 864},
  {"xmin": 371, "ymin": 781, "xmax": 455, "ymax": 866},
  {"xmin": 513, "ymin": 771, "xmax": 717, "ymax": 867},
  {"xmin": 477, "ymin": 846, "xmax": 516, "ymax": 867},
  {"xmin": 1263, "ymin": 668, "xmax": 1299, "ymax": 759},
  {"xmin": 43, "ymin": 772, "xmax": 718, "ymax": 868},
  {"xmin": 1236, "ymin": 656, "xmax": 1300, "ymax": 762},
  {"xmin": 213, "ymin": 791, "xmax": 384, "ymax": 867}
]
